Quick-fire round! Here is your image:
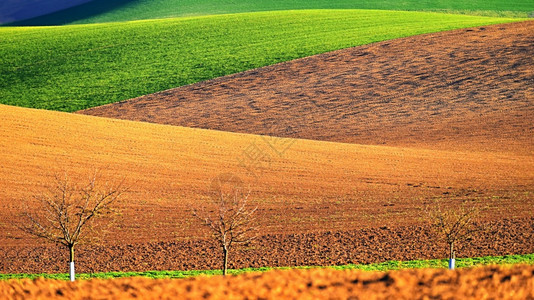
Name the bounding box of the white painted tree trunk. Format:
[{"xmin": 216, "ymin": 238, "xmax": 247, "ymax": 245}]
[
  {"xmin": 69, "ymin": 261, "xmax": 75, "ymax": 281},
  {"xmin": 448, "ymin": 242, "xmax": 456, "ymax": 270},
  {"xmin": 448, "ymin": 258, "xmax": 455, "ymax": 270}
]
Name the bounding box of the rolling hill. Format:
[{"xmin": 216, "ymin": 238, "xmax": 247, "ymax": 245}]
[
  {"xmin": 7, "ymin": 0, "xmax": 534, "ymax": 26},
  {"xmin": 0, "ymin": 11, "xmax": 523, "ymax": 112},
  {"xmin": 1, "ymin": 0, "xmax": 532, "ymax": 276},
  {"xmin": 81, "ymin": 21, "xmax": 534, "ymax": 155},
  {"xmin": 1, "ymin": 103, "xmax": 533, "ymax": 272},
  {"xmin": 1, "ymin": 103, "xmax": 532, "ymax": 247}
]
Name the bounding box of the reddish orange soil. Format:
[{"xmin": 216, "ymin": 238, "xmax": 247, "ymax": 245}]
[
  {"xmin": 0, "ymin": 104, "xmax": 532, "ymax": 273},
  {"xmin": 81, "ymin": 21, "xmax": 534, "ymax": 155},
  {"xmin": 2, "ymin": 265, "xmax": 533, "ymax": 299}
]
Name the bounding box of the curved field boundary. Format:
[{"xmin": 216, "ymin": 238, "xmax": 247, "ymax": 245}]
[
  {"xmin": 1, "ymin": 104, "xmax": 532, "ymax": 249},
  {"xmin": 82, "ymin": 21, "xmax": 534, "ymax": 154},
  {"xmin": 0, "ymin": 10, "xmax": 523, "ymax": 111},
  {"xmin": 6, "ymin": 0, "xmax": 534, "ymax": 25}
]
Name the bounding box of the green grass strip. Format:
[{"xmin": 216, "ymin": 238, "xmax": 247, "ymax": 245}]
[
  {"xmin": 0, "ymin": 10, "xmax": 524, "ymax": 111},
  {"xmin": 1, "ymin": 253, "xmax": 533, "ymax": 280}
]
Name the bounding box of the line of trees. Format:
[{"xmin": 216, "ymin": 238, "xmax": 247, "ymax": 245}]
[
  {"xmin": 18, "ymin": 171, "xmax": 258, "ymax": 279},
  {"xmin": 18, "ymin": 171, "xmax": 492, "ymax": 279}
]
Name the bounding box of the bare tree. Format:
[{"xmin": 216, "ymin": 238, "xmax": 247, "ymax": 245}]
[
  {"xmin": 426, "ymin": 199, "xmax": 489, "ymax": 269},
  {"xmin": 19, "ymin": 172, "xmax": 125, "ymax": 281},
  {"xmin": 193, "ymin": 173, "xmax": 258, "ymax": 276}
]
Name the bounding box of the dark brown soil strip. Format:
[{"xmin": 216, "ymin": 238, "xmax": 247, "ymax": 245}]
[
  {"xmin": 2, "ymin": 218, "xmax": 532, "ymax": 274},
  {"xmin": 80, "ymin": 21, "xmax": 534, "ymax": 154}
]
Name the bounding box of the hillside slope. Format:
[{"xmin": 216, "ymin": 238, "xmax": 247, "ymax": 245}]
[
  {"xmin": 8, "ymin": 0, "xmax": 534, "ymax": 25},
  {"xmin": 2, "ymin": 11, "xmax": 519, "ymax": 112},
  {"xmin": 82, "ymin": 21, "xmax": 534, "ymax": 154},
  {"xmin": 2, "ymin": 104, "xmax": 533, "ymax": 248}
]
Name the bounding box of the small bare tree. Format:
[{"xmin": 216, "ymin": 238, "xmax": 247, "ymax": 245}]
[
  {"xmin": 426, "ymin": 199, "xmax": 489, "ymax": 270},
  {"xmin": 193, "ymin": 173, "xmax": 258, "ymax": 276},
  {"xmin": 19, "ymin": 172, "xmax": 125, "ymax": 281}
]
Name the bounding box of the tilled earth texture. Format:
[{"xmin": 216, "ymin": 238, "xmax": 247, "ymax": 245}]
[
  {"xmin": 1, "ymin": 104, "xmax": 533, "ymax": 273},
  {"xmin": 2, "ymin": 218, "xmax": 533, "ymax": 273},
  {"xmin": 2, "ymin": 265, "xmax": 534, "ymax": 299},
  {"xmin": 1, "ymin": 21, "xmax": 533, "ymax": 274},
  {"xmin": 81, "ymin": 21, "xmax": 534, "ymax": 155}
]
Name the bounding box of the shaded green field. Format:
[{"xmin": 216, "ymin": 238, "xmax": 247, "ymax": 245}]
[
  {"xmin": 0, "ymin": 10, "xmax": 523, "ymax": 111},
  {"xmin": 2, "ymin": 254, "xmax": 533, "ymax": 280},
  {"xmin": 8, "ymin": 0, "xmax": 534, "ymax": 26}
]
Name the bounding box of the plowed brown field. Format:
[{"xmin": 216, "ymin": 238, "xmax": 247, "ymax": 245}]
[
  {"xmin": 1, "ymin": 104, "xmax": 532, "ymax": 273},
  {"xmin": 3, "ymin": 218, "xmax": 533, "ymax": 274},
  {"xmin": 2, "ymin": 20, "xmax": 534, "ymax": 275},
  {"xmin": 2, "ymin": 265, "xmax": 534, "ymax": 299},
  {"xmin": 80, "ymin": 21, "xmax": 534, "ymax": 155}
]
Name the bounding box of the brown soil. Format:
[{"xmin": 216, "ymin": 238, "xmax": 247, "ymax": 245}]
[
  {"xmin": 80, "ymin": 21, "xmax": 534, "ymax": 155},
  {"xmin": 2, "ymin": 218, "xmax": 533, "ymax": 274},
  {"xmin": 1, "ymin": 22, "xmax": 533, "ymax": 275},
  {"xmin": 0, "ymin": 104, "xmax": 532, "ymax": 273},
  {"xmin": 2, "ymin": 265, "xmax": 534, "ymax": 299}
]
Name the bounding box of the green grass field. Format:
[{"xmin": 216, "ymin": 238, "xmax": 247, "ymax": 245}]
[
  {"xmin": 1, "ymin": 254, "xmax": 533, "ymax": 280},
  {"xmin": 8, "ymin": 0, "xmax": 534, "ymax": 26},
  {"xmin": 0, "ymin": 10, "xmax": 523, "ymax": 111}
]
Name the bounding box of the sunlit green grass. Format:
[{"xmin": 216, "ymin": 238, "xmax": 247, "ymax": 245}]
[
  {"xmin": 8, "ymin": 0, "xmax": 534, "ymax": 26},
  {"xmin": 0, "ymin": 10, "xmax": 523, "ymax": 111},
  {"xmin": 1, "ymin": 253, "xmax": 532, "ymax": 280}
]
